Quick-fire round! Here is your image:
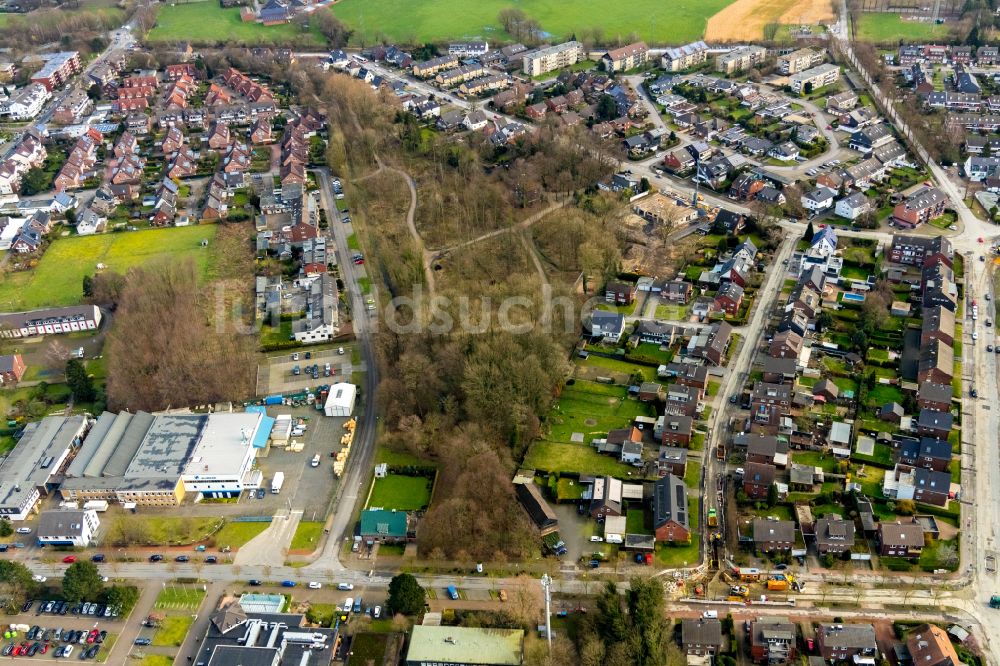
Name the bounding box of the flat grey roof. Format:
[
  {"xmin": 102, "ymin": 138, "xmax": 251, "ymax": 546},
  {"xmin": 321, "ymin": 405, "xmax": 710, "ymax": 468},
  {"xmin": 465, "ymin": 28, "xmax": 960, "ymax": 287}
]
[{"xmin": 0, "ymin": 416, "xmax": 87, "ymax": 511}]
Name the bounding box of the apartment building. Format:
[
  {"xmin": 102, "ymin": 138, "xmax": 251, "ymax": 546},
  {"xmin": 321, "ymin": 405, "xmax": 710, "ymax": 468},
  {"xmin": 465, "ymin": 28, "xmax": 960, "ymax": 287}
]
[
  {"xmin": 789, "ymin": 63, "xmax": 840, "ymax": 94},
  {"xmin": 522, "ymin": 41, "xmax": 584, "ymax": 76},
  {"xmin": 661, "ymin": 41, "xmax": 709, "ymax": 72},
  {"xmin": 716, "ymin": 46, "xmax": 767, "ymax": 74},
  {"xmin": 777, "ymin": 48, "xmax": 823, "ymax": 75},
  {"xmin": 602, "ymin": 42, "xmax": 649, "ymax": 72},
  {"xmin": 892, "ymin": 187, "xmax": 946, "ymax": 227},
  {"xmin": 29, "ymin": 51, "xmax": 81, "ymax": 91}
]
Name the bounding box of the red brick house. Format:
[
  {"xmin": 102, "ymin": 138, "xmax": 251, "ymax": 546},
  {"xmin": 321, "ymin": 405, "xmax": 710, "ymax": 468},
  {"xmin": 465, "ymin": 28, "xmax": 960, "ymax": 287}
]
[
  {"xmin": 714, "ymin": 281, "xmax": 744, "ymax": 315},
  {"xmin": 0, "ymin": 354, "xmax": 26, "ymax": 384},
  {"xmin": 877, "ymin": 520, "xmax": 924, "ymax": 559},
  {"xmin": 605, "ymin": 280, "xmax": 636, "ymax": 305},
  {"xmin": 653, "ymin": 474, "xmax": 690, "ymax": 543},
  {"xmin": 743, "ymin": 462, "xmax": 775, "ymax": 499}
]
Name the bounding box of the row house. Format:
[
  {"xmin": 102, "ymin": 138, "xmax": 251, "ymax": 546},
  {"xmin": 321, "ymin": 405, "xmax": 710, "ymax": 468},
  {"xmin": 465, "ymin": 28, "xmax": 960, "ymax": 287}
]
[
  {"xmin": 926, "ymin": 91, "xmax": 982, "ymax": 112},
  {"xmin": 54, "ymin": 129, "xmax": 101, "ymax": 191},
  {"xmin": 208, "ymin": 123, "xmax": 233, "ymax": 150},
  {"xmin": 205, "ymin": 83, "xmax": 233, "ymax": 107},
  {"xmin": 898, "ymin": 437, "xmax": 952, "ymax": 472},
  {"xmin": 917, "ymin": 381, "xmax": 952, "ymax": 412},
  {"xmin": 151, "ymin": 179, "xmax": 177, "ymax": 227},
  {"xmin": 921, "ymin": 257, "xmax": 958, "ymax": 311},
  {"xmin": 946, "ymin": 113, "xmax": 1000, "ymax": 131},
  {"xmin": 917, "ymin": 338, "xmax": 954, "ymax": 385},
  {"xmin": 223, "ymin": 143, "xmax": 251, "ymax": 175},
  {"xmin": 743, "ymin": 462, "xmax": 776, "ymax": 499},
  {"xmin": 883, "ymin": 463, "xmax": 951, "ymax": 506},
  {"xmin": 202, "ymin": 173, "xmax": 230, "ymax": 221},
  {"xmin": 162, "ymin": 126, "xmax": 185, "ymax": 156},
  {"xmin": 165, "ymin": 146, "xmax": 198, "ymax": 180},
  {"xmin": 125, "ymin": 112, "xmax": 151, "ymax": 135},
  {"xmin": 459, "ymin": 74, "xmax": 512, "ymax": 97},
  {"xmin": 435, "ymin": 63, "xmax": 485, "ymax": 87},
  {"xmin": 412, "ymin": 54, "xmax": 459, "ymax": 78},
  {"xmin": 164, "ymin": 74, "xmax": 197, "ymax": 109},
  {"xmin": 0, "ymin": 134, "xmax": 47, "ymax": 196},
  {"xmin": 921, "ymin": 305, "xmax": 955, "ymax": 346},
  {"xmin": 166, "ymin": 63, "xmax": 199, "ymax": 81},
  {"xmin": 212, "ymin": 102, "xmax": 278, "ymax": 125},
  {"xmin": 222, "ymin": 68, "xmax": 273, "ymax": 103}
]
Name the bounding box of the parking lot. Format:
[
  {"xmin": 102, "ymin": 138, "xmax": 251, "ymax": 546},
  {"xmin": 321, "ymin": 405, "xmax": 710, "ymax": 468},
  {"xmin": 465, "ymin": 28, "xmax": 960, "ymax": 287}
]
[
  {"xmin": 0, "ymin": 603, "xmax": 121, "ymax": 661},
  {"xmin": 258, "ymin": 345, "xmax": 358, "ymax": 396}
]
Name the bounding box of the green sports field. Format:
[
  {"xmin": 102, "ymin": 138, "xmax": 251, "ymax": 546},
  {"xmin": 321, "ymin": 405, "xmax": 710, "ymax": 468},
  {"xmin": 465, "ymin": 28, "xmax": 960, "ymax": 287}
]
[
  {"xmin": 0, "ymin": 225, "xmax": 219, "ymax": 311},
  {"xmin": 148, "ymin": 0, "xmax": 324, "ymax": 45},
  {"xmin": 854, "ymin": 13, "xmax": 954, "ymax": 42},
  {"xmin": 330, "ymin": 0, "xmax": 734, "ymax": 46}
]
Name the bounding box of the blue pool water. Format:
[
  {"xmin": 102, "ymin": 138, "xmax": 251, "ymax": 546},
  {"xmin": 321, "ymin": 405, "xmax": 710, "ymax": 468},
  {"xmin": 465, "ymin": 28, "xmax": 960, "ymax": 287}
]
[{"xmin": 843, "ymin": 292, "xmax": 866, "ymax": 302}]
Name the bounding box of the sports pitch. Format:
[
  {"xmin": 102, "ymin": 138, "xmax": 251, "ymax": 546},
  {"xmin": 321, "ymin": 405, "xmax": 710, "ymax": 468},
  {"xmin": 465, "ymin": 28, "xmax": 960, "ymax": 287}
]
[
  {"xmin": 330, "ymin": 0, "xmax": 734, "ymax": 45},
  {"xmin": 853, "ymin": 13, "xmax": 953, "ymax": 42},
  {"xmin": 0, "ymin": 225, "xmax": 220, "ymax": 311}
]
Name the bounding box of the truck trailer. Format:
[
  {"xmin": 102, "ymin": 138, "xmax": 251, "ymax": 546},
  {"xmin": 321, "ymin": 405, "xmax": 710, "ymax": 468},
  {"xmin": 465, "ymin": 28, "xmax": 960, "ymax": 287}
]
[{"xmin": 271, "ymin": 472, "xmax": 285, "ymax": 494}]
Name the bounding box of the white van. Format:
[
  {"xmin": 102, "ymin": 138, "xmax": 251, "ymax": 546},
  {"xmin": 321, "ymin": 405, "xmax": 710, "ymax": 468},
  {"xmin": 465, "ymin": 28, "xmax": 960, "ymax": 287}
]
[{"xmin": 702, "ymin": 610, "xmax": 718, "ymax": 619}]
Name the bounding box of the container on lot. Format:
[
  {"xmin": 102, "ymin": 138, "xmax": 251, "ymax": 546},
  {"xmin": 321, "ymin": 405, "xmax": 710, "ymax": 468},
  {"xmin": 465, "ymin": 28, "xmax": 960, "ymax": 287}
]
[
  {"xmin": 264, "ymin": 395, "xmax": 284, "ymax": 406},
  {"xmin": 271, "ymin": 472, "xmax": 285, "ymax": 494},
  {"xmin": 83, "ymin": 500, "xmax": 109, "ymax": 512}
]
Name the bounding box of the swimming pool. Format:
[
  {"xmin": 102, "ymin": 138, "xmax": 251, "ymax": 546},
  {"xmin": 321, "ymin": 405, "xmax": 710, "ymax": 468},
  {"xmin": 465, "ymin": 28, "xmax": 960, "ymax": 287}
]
[{"xmin": 842, "ymin": 292, "xmax": 866, "ymax": 303}]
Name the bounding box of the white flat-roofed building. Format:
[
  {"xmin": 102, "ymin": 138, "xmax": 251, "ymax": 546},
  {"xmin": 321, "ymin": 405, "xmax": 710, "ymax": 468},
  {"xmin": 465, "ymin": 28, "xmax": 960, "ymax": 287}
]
[
  {"xmin": 0, "ymin": 304, "xmax": 101, "ymax": 338},
  {"xmin": 181, "ymin": 412, "xmax": 266, "ymax": 498}
]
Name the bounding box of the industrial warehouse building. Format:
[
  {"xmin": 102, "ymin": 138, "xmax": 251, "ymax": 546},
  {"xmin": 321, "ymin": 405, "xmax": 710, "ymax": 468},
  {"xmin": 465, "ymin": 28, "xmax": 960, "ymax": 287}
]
[
  {"xmin": 36, "ymin": 509, "xmax": 100, "ymax": 547},
  {"xmin": 60, "ymin": 410, "xmax": 268, "ymax": 506},
  {"xmin": 324, "ymin": 382, "xmax": 357, "ymax": 417},
  {"xmin": 0, "ymin": 415, "xmax": 90, "ymax": 520}
]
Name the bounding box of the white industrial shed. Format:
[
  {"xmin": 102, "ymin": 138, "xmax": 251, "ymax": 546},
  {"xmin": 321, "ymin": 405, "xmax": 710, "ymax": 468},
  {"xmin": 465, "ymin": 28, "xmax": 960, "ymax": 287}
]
[{"xmin": 324, "ymin": 382, "xmax": 357, "ymax": 417}]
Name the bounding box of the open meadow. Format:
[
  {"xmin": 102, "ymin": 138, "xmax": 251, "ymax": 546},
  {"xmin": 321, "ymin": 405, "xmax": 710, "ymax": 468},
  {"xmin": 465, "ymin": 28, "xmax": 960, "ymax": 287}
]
[
  {"xmin": 0, "ymin": 225, "xmax": 219, "ymax": 311},
  {"xmin": 853, "ymin": 12, "xmax": 954, "ymax": 42},
  {"xmin": 704, "ymin": 0, "xmax": 834, "ymax": 41},
  {"xmin": 330, "ymin": 0, "xmax": 734, "ymax": 45},
  {"xmin": 148, "ymin": 0, "xmax": 324, "ymax": 45}
]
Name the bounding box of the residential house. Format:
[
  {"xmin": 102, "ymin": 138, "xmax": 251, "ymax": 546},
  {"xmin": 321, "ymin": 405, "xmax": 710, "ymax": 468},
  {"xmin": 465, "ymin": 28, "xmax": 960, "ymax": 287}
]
[
  {"xmin": 906, "ymin": 624, "xmax": 961, "ymax": 666},
  {"xmin": 514, "ymin": 481, "xmax": 558, "ymax": 536},
  {"xmin": 589, "ymin": 476, "xmax": 624, "ymax": 519},
  {"xmin": 814, "ymin": 514, "xmax": 855, "ymax": 554},
  {"xmin": 849, "ymin": 123, "xmax": 894, "ymax": 153},
  {"xmin": 660, "ymin": 279, "xmax": 693, "ymax": 304},
  {"xmin": 589, "ymin": 311, "xmax": 624, "ymax": 341},
  {"xmin": 750, "ymin": 617, "xmax": 798, "ymax": 664},
  {"xmin": 801, "ymin": 187, "xmax": 835, "ymax": 212},
  {"xmin": 714, "ymin": 209, "xmax": 745, "ymax": 234},
  {"xmin": 878, "ymin": 520, "xmax": 925, "ymax": 559},
  {"xmin": 835, "ymin": 191, "xmax": 871, "ymax": 220},
  {"xmin": 746, "ymin": 434, "xmax": 783, "ymax": 466},
  {"xmin": 714, "ymin": 281, "xmax": 744, "ymax": 315},
  {"xmin": 0, "ymin": 354, "xmax": 26, "ymax": 384},
  {"xmin": 752, "ymin": 519, "xmax": 795, "ymax": 552},
  {"xmin": 880, "ymin": 402, "xmax": 905, "ymax": 423},
  {"xmin": 889, "ymin": 234, "xmax": 953, "ymax": 267},
  {"xmin": 663, "ymin": 362, "xmax": 710, "ymax": 398},
  {"xmin": 660, "ymin": 415, "xmax": 693, "ymax": 447},
  {"xmin": 161, "ymin": 126, "xmax": 184, "ymax": 156},
  {"xmin": 917, "ymin": 339, "xmax": 954, "ymax": 385},
  {"xmin": 812, "ymin": 378, "xmax": 840, "ymax": 404},
  {"xmin": 916, "ymin": 409, "xmax": 953, "ymax": 439},
  {"xmin": 663, "ymin": 384, "xmax": 700, "ymax": 418},
  {"xmin": 921, "ymin": 305, "xmax": 955, "ymax": 346},
  {"xmin": 763, "ymin": 356, "xmax": 797, "ymax": 384},
  {"xmin": 653, "ymin": 474, "xmax": 690, "ymax": 542},
  {"xmin": 815, "ymin": 624, "xmax": 876, "ymax": 662},
  {"xmin": 884, "ymin": 463, "xmax": 951, "ymax": 506},
  {"xmin": 922, "ymin": 257, "xmax": 957, "ymax": 311},
  {"xmin": 682, "ymin": 619, "xmax": 724, "ymax": 656},
  {"xmin": 768, "ymin": 141, "xmax": 800, "ymax": 161},
  {"xmin": 770, "ymin": 330, "xmax": 803, "ymax": 358},
  {"xmin": 657, "ymin": 446, "xmax": 688, "ymax": 477},
  {"xmin": 917, "ymin": 381, "xmax": 953, "ymax": 412},
  {"xmin": 892, "ymin": 187, "xmax": 947, "ymax": 228},
  {"xmin": 692, "ymin": 321, "xmax": 733, "ymax": 366},
  {"xmin": 605, "ymin": 280, "xmax": 637, "ymax": 305},
  {"xmin": 743, "ymin": 462, "xmax": 776, "ymax": 499}
]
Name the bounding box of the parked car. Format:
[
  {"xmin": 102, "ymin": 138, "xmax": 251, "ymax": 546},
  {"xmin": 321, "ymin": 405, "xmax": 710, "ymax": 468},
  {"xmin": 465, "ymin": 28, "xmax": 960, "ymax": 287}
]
[
  {"xmin": 175, "ymin": 555, "xmax": 189, "ymax": 562},
  {"xmin": 62, "ymin": 556, "xmax": 76, "ymax": 563},
  {"xmin": 15, "ymin": 527, "xmax": 31, "ymax": 534},
  {"xmin": 148, "ymin": 554, "xmax": 163, "ymax": 562},
  {"xmin": 281, "ymin": 580, "xmax": 297, "ymax": 587},
  {"xmin": 308, "ymin": 581, "xmax": 322, "ymax": 589},
  {"xmin": 248, "ymin": 580, "xmax": 262, "ymax": 586},
  {"xmin": 337, "ymin": 583, "xmax": 354, "ymax": 591}
]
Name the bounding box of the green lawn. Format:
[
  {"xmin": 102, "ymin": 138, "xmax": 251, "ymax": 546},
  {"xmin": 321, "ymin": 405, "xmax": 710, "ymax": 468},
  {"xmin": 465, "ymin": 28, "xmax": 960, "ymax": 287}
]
[
  {"xmin": 347, "ymin": 233, "xmax": 361, "ymax": 250},
  {"xmin": 138, "ymin": 657, "xmax": 175, "ymax": 666},
  {"xmin": 523, "ymin": 440, "xmax": 639, "ymax": 477},
  {"xmin": 578, "ymin": 355, "xmax": 658, "ymax": 382},
  {"xmin": 654, "ymin": 304, "xmax": 688, "ymax": 320},
  {"xmin": 154, "ymin": 587, "xmax": 206, "ymax": 612},
  {"xmin": 151, "ymin": 519, "xmax": 218, "ymax": 546},
  {"xmin": 543, "ymin": 381, "xmax": 655, "ymax": 443},
  {"xmin": 290, "ymin": 520, "xmax": 326, "ymax": 551},
  {"xmin": 330, "ymin": 0, "xmax": 731, "ymax": 45},
  {"xmin": 854, "ymin": 13, "xmax": 953, "ymax": 43},
  {"xmin": 0, "ymin": 225, "xmax": 219, "ymax": 311},
  {"xmin": 152, "ymin": 614, "xmax": 195, "ymax": 647},
  {"xmin": 367, "ymin": 473, "xmax": 432, "ymax": 511},
  {"xmin": 148, "ymin": 0, "xmax": 325, "ymax": 45},
  {"xmin": 626, "ymin": 508, "xmax": 651, "ymax": 535},
  {"xmin": 793, "ymin": 450, "xmax": 839, "ymax": 473},
  {"xmin": 213, "ymin": 521, "xmax": 270, "ymax": 549},
  {"xmin": 347, "ymin": 633, "xmax": 390, "ymax": 665},
  {"xmin": 684, "ymin": 460, "xmax": 702, "ymax": 490}
]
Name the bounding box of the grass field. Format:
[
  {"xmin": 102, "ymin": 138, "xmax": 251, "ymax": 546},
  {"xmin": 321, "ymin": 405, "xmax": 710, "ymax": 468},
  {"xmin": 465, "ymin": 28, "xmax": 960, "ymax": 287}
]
[
  {"xmin": 854, "ymin": 13, "xmax": 953, "ymax": 42},
  {"xmin": 544, "ymin": 381, "xmax": 656, "ymax": 443},
  {"xmin": 347, "ymin": 633, "xmax": 390, "ymax": 665},
  {"xmin": 0, "ymin": 225, "xmax": 219, "ymax": 311},
  {"xmin": 213, "ymin": 521, "xmax": 270, "ymax": 549},
  {"xmin": 368, "ymin": 473, "xmax": 432, "ymax": 511},
  {"xmin": 154, "ymin": 586, "xmax": 206, "ymax": 612},
  {"xmin": 523, "ymin": 440, "xmax": 638, "ymax": 477},
  {"xmin": 330, "ymin": 0, "xmax": 732, "ymax": 45},
  {"xmin": 152, "ymin": 614, "xmax": 195, "ymax": 647},
  {"xmin": 148, "ymin": 0, "xmax": 324, "ymax": 45},
  {"xmin": 138, "ymin": 657, "xmax": 175, "ymax": 666},
  {"xmin": 290, "ymin": 520, "xmax": 325, "ymax": 551}
]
